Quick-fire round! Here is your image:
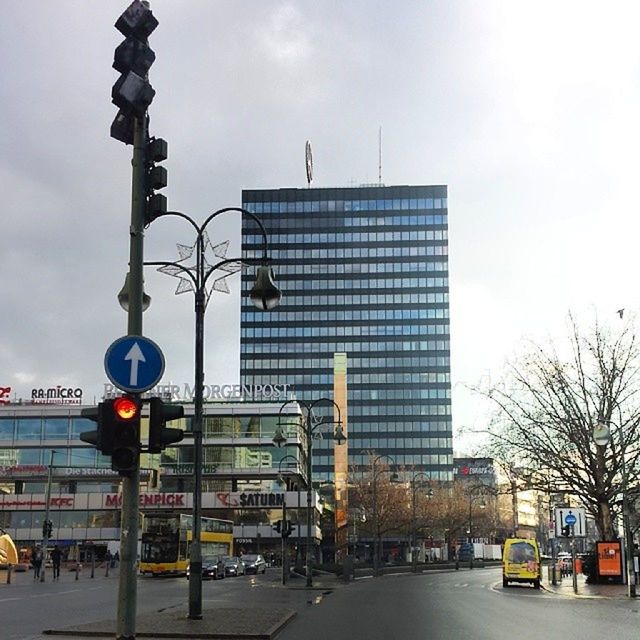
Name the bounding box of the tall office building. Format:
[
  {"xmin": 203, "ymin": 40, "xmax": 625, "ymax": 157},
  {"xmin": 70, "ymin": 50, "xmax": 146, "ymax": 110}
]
[{"xmin": 240, "ymin": 185, "xmax": 452, "ymax": 482}]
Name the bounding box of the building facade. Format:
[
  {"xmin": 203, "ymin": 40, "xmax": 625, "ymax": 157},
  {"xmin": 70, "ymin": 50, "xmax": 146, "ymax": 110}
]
[
  {"xmin": 240, "ymin": 185, "xmax": 453, "ymax": 481},
  {"xmin": 0, "ymin": 400, "xmax": 313, "ymax": 559}
]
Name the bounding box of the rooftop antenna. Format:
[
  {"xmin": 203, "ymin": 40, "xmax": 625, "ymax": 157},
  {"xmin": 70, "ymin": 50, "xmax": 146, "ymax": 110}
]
[
  {"xmin": 305, "ymin": 140, "xmax": 313, "ymax": 188},
  {"xmin": 378, "ymin": 126, "xmax": 382, "ymax": 184}
]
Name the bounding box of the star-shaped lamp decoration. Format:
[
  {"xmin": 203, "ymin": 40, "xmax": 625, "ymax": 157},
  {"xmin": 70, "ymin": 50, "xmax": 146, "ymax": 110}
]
[{"xmin": 157, "ymin": 234, "xmax": 245, "ymax": 307}]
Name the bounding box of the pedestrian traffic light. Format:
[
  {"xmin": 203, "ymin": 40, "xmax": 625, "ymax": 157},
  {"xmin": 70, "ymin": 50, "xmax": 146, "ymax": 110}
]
[
  {"xmin": 80, "ymin": 402, "xmax": 115, "ymax": 455},
  {"xmin": 110, "ymin": 0, "xmax": 159, "ymax": 143},
  {"xmin": 144, "ymin": 137, "xmax": 168, "ymax": 225},
  {"xmin": 109, "ymin": 395, "xmax": 142, "ymax": 475},
  {"xmin": 42, "ymin": 520, "xmax": 52, "ymax": 538},
  {"xmin": 561, "ymin": 525, "xmax": 572, "ymax": 537},
  {"xmin": 147, "ymin": 397, "xmax": 184, "ymax": 453}
]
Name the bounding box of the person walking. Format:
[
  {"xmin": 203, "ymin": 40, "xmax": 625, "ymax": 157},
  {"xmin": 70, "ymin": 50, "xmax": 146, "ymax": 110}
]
[
  {"xmin": 32, "ymin": 545, "xmax": 43, "ymax": 580},
  {"xmin": 51, "ymin": 545, "xmax": 62, "ymax": 580}
]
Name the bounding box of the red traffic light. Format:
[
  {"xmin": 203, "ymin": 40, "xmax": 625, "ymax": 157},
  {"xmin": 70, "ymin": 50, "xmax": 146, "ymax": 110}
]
[{"xmin": 113, "ymin": 396, "xmax": 140, "ymax": 421}]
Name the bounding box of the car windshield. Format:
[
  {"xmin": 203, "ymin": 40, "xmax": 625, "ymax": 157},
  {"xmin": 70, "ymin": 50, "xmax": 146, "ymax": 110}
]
[
  {"xmin": 508, "ymin": 543, "xmax": 536, "ymax": 564},
  {"xmin": 242, "ymin": 555, "xmax": 258, "ymax": 562}
]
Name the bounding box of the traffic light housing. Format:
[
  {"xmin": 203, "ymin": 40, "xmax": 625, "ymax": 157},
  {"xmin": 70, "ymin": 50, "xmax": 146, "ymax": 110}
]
[
  {"xmin": 282, "ymin": 522, "xmax": 295, "ymax": 538},
  {"xmin": 42, "ymin": 520, "xmax": 52, "ymax": 538},
  {"xmin": 145, "ymin": 137, "xmax": 168, "ymax": 225},
  {"xmin": 273, "ymin": 520, "xmax": 282, "ymax": 534},
  {"xmin": 110, "ymin": 0, "xmax": 159, "ymax": 143},
  {"xmin": 147, "ymin": 398, "xmax": 184, "ymax": 453},
  {"xmin": 561, "ymin": 525, "xmax": 572, "ymax": 538},
  {"xmin": 109, "ymin": 396, "xmax": 142, "ymax": 475},
  {"xmin": 80, "ymin": 402, "xmax": 115, "ymax": 455}
]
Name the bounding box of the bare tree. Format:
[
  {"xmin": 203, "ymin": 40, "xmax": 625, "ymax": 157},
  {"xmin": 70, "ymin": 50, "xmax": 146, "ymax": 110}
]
[{"xmin": 481, "ymin": 314, "xmax": 640, "ymax": 540}]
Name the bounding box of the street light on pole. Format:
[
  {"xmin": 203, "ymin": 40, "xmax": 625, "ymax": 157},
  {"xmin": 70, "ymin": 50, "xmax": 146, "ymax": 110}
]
[
  {"xmin": 466, "ymin": 484, "xmax": 488, "ymax": 570},
  {"xmin": 410, "ymin": 471, "xmax": 431, "ymax": 573},
  {"xmin": 145, "ymin": 206, "xmax": 281, "ymax": 620},
  {"xmin": 367, "ymin": 453, "xmax": 398, "ymax": 577},
  {"xmin": 274, "ymin": 398, "xmax": 346, "ymax": 587},
  {"xmin": 593, "ymin": 418, "xmax": 637, "ymax": 598},
  {"xmin": 39, "ymin": 449, "xmax": 57, "ymax": 583},
  {"xmin": 276, "ymin": 454, "xmax": 300, "ymax": 585}
]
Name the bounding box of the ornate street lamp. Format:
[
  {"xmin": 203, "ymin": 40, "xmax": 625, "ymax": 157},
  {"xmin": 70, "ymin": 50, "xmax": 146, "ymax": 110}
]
[
  {"xmin": 147, "ymin": 206, "xmax": 281, "ymax": 620},
  {"xmin": 410, "ymin": 471, "xmax": 431, "ymax": 572},
  {"xmin": 274, "ymin": 398, "xmax": 345, "ymax": 587},
  {"xmin": 366, "ymin": 453, "xmax": 398, "ymax": 577}
]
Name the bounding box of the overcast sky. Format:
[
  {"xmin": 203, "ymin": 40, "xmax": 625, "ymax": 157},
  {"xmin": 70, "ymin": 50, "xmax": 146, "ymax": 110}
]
[{"xmin": 1, "ymin": 1, "xmax": 638, "ymax": 452}]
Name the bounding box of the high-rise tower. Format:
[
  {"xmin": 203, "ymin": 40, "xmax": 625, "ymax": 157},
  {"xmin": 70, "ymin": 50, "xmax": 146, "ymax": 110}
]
[{"xmin": 240, "ymin": 185, "xmax": 452, "ymax": 481}]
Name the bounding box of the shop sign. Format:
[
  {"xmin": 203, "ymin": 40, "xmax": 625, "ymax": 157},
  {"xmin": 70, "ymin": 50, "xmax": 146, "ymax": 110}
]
[
  {"xmin": 161, "ymin": 464, "xmax": 218, "ymax": 475},
  {"xmin": 103, "ymin": 382, "xmax": 293, "ymax": 402},
  {"xmin": 0, "ymin": 386, "xmax": 11, "ymax": 405},
  {"xmin": 217, "ymin": 492, "xmax": 285, "ymax": 508},
  {"xmin": 31, "ymin": 385, "xmax": 83, "ymax": 405},
  {"xmin": 0, "ymin": 465, "xmax": 48, "ymax": 477},
  {"xmin": 104, "ymin": 493, "xmax": 187, "ymax": 508}
]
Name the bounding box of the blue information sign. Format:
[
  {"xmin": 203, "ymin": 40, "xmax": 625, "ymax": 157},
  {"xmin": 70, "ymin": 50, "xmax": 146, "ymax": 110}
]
[
  {"xmin": 104, "ymin": 335, "xmax": 165, "ymax": 393},
  {"xmin": 565, "ymin": 513, "xmax": 577, "ymax": 526}
]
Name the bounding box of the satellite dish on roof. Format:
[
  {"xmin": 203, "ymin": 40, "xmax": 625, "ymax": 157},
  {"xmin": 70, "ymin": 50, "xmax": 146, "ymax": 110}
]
[{"xmin": 305, "ymin": 140, "xmax": 313, "ymax": 187}]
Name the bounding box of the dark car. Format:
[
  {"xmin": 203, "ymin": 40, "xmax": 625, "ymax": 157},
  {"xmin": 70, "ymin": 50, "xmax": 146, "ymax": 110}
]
[
  {"xmin": 223, "ymin": 556, "xmax": 246, "ymax": 577},
  {"xmin": 242, "ymin": 554, "xmax": 266, "ymax": 575},
  {"xmin": 186, "ymin": 555, "xmax": 225, "ymax": 580}
]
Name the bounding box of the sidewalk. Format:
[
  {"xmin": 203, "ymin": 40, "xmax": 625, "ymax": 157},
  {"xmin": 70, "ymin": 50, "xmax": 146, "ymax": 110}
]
[{"xmin": 542, "ymin": 572, "xmax": 631, "ymax": 599}]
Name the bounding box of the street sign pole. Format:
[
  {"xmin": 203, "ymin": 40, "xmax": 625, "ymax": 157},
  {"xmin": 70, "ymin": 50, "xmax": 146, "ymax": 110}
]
[{"xmin": 570, "ymin": 526, "xmax": 578, "ymax": 595}]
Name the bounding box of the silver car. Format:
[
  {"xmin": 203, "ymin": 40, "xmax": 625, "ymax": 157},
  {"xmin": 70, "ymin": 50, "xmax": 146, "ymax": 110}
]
[{"xmin": 223, "ymin": 556, "xmax": 246, "ymax": 577}]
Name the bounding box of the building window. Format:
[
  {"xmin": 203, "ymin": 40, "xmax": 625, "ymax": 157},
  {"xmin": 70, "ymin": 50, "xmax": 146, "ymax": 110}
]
[{"xmin": 16, "ymin": 418, "xmax": 42, "ymax": 440}]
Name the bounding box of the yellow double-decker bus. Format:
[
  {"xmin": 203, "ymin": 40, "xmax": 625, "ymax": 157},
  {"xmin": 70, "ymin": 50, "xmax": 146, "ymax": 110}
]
[{"xmin": 139, "ymin": 513, "xmax": 234, "ymax": 576}]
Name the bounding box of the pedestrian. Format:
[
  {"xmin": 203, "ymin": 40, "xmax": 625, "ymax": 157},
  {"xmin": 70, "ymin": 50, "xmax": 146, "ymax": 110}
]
[
  {"xmin": 113, "ymin": 551, "xmax": 119, "ymax": 568},
  {"xmin": 51, "ymin": 545, "xmax": 62, "ymax": 580},
  {"xmin": 106, "ymin": 550, "xmax": 113, "ymax": 569},
  {"xmin": 32, "ymin": 545, "xmax": 43, "ymax": 580}
]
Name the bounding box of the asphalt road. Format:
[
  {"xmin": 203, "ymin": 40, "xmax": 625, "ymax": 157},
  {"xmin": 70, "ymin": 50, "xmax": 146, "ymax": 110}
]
[
  {"xmin": 278, "ymin": 567, "xmax": 640, "ymax": 640},
  {"xmin": 3, "ymin": 566, "xmax": 640, "ymax": 640}
]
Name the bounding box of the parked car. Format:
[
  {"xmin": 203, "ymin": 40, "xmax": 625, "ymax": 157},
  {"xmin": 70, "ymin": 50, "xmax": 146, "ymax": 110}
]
[
  {"xmin": 242, "ymin": 554, "xmax": 266, "ymax": 575},
  {"xmin": 223, "ymin": 556, "xmax": 246, "ymax": 577},
  {"xmin": 186, "ymin": 555, "xmax": 225, "ymax": 580}
]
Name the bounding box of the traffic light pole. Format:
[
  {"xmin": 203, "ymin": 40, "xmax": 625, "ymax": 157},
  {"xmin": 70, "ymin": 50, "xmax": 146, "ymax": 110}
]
[
  {"xmin": 117, "ymin": 114, "xmax": 146, "ymax": 640},
  {"xmin": 281, "ymin": 499, "xmax": 287, "ymax": 585},
  {"xmin": 39, "ymin": 449, "xmax": 55, "ymax": 582}
]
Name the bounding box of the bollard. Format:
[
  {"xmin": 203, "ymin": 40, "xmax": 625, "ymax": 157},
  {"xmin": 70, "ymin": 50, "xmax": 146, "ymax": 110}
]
[
  {"xmin": 91, "ymin": 556, "xmax": 95, "ymax": 579},
  {"xmin": 7, "ymin": 564, "xmax": 12, "ymax": 584},
  {"xmin": 75, "ymin": 562, "xmax": 80, "ymax": 580},
  {"xmin": 105, "ymin": 561, "xmax": 110, "ymax": 578}
]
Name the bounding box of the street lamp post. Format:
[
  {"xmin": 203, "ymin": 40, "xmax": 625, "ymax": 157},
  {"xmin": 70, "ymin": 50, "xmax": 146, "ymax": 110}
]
[
  {"xmin": 274, "ymin": 398, "xmax": 345, "ymax": 587},
  {"xmin": 593, "ymin": 418, "xmax": 637, "ymax": 598},
  {"xmin": 410, "ymin": 471, "xmax": 431, "ymax": 573},
  {"xmin": 39, "ymin": 449, "xmax": 56, "ymax": 583},
  {"xmin": 276, "ymin": 454, "xmax": 300, "ymax": 585},
  {"xmin": 147, "ymin": 207, "xmax": 281, "ymax": 620},
  {"xmin": 368, "ymin": 454, "xmax": 397, "ymax": 577},
  {"xmin": 466, "ymin": 486, "xmax": 487, "ymax": 570}
]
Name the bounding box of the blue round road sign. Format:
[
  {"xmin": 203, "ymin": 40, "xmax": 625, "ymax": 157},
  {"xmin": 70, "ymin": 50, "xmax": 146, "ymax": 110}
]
[
  {"xmin": 104, "ymin": 335, "xmax": 165, "ymax": 393},
  {"xmin": 565, "ymin": 513, "xmax": 577, "ymax": 526}
]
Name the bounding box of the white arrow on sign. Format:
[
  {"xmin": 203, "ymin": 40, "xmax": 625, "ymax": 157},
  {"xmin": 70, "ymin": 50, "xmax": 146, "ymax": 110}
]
[{"xmin": 124, "ymin": 342, "xmax": 146, "ymax": 387}]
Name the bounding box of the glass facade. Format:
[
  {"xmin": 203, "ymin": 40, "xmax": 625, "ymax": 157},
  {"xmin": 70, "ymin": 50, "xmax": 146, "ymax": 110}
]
[{"xmin": 240, "ymin": 185, "xmax": 453, "ymax": 482}]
